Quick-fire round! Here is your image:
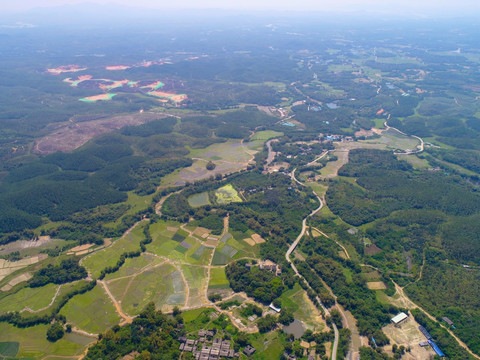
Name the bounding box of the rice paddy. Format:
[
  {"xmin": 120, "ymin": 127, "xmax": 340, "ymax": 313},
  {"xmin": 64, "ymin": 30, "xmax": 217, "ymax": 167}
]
[
  {"xmin": 108, "ymin": 263, "xmax": 184, "ymax": 315},
  {"xmin": 82, "ymin": 221, "xmax": 148, "ymax": 278},
  {"xmin": 209, "ymin": 268, "xmax": 230, "ymax": 289},
  {"xmin": 59, "ymin": 286, "xmax": 121, "ymax": 334},
  {"xmin": 0, "ymin": 283, "xmax": 57, "ymax": 314},
  {"xmin": 0, "ymin": 323, "xmax": 91, "ymax": 359}
]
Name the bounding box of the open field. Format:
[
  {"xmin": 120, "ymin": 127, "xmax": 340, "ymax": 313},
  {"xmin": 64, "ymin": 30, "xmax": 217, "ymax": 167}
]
[
  {"xmin": 215, "ymin": 184, "xmax": 242, "ymax": 204},
  {"xmin": 33, "ymin": 112, "xmax": 164, "ymax": 154},
  {"xmin": 82, "ymin": 221, "xmax": 147, "ymax": 278},
  {"xmin": 147, "ymin": 224, "xmax": 213, "ymax": 265},
  {"xmin": 366, "ymin": 281, "xmax": 387, "ymax": 290},
  {"xmin": 249, "ymin": 330, "xmax": 285, "ymax": 360},
  {"xmin": 0, "ymin": 283, "xmax": 57, "ymax": 313},
  {"xmin": 280, "ymin": 284, "xmax": 326, "ymax": 332},
  {"xmin": 364, "ymin": 128, "xmax": 420, "ymax": 152},
  {"xmin": 188, "ymin": 191, "xmax": 211, "ymax": 207},
  {"xmin": 396, "ymin": 154, "xmax": 430, "ymax": 169},
  {"xmin": 383, "ymin": 316, "xmax": 434, "ymax": 359},
  {"xmin": 60, "ymin": 285, "xmax": 121, "ymax": 334},
  {"xmin": 181, "ymin": 264, "xmax": 208, "ymax": 307},
  {"xmin": 108, "ymin": 263, "xmax": 183, "ymax": 315},
  {"xmin": 209, "ymin": 267, "xmax": 230, "ymax": 289},
  {"xmin": 103, "ymin": 253, "xmax": 163, "ymax": 281},
  {"xmin": 0, "ymin": 254, "xmax": 48, "ymax": 283},
  {"xmin": 250, "ymin": 130, "xmax": 283, "ymax": 141},
  {"xmin": 161, "ymin": 140, "xmax": 260, "ymax": 186},
  {"xmin": 0, "ymin": 322, "xmax": 93, "ymax": 359}
]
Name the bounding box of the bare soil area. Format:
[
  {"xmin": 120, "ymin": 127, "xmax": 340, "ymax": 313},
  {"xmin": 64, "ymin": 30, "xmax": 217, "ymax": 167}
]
[{"xmin": 33, "ymin": 112, "xmax": 165, "ymax": 154}]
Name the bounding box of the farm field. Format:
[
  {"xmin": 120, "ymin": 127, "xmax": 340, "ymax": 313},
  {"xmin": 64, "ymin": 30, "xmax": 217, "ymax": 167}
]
[
  {"xmin": 59, "ymin": 286, "xmax": 121, "ymax": 334},
  {"xmin": 79, "ymin": 93, "xmax": 117, "ymax": 102},
  {"xmin": 364, "ymin": 128, "xmax": 420, "ymax": 152},
  {"xmin": 147, "ymin": 223, "xmax": 213, "ymax": 265},
  {"xmin": 208, "ymin": 267, "xmax": 230, "ymax": 289},
  {"xmin": 250, "ymin": 130, "xmax": 283, "ymax": 141},
  {"xmin": 161, "ymin": 140, "xmax": 261, "ymax": 186},
  {"xmin": 0, "ymin": 323, "xmax": 92, "ymax": 359},
  {"xmin": 103, "ymin": 253, "xmax": 163, "ymax": 281},
  {"xmin": 107, "ymin": 263, "xmax": 183, "ymax": 315},
  {"xmin": 188, "ymin": 191, "xmax": 211, "ymax": 207},
  {"xmin": 0, "ymin": 283, "xmax": 57, "ymax": 313},
  {"xmin": 181, "ymin": 264, "xmax": 208, "ymax": 307},
  {"xmin": 81, "ymin": 221, "xmax": 148, "ymax": 278}
]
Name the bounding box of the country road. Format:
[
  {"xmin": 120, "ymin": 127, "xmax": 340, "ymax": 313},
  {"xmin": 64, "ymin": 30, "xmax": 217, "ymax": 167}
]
[
  {"xmin": 284, "ymin": 187, "xmax": 340, "ymax": 360},
  {"xmin": 384, "ymin": 121, "xmax": 424, "ymax": 154}
]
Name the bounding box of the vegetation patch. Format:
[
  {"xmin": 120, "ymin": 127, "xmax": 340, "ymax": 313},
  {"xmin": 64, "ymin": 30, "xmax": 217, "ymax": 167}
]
[
  {"xmin": 59, "ymin": 286, "xmax": 121, "ymax": 334},
  {"xmin": 0, "ymin": 342, "xmax": 19, "ymax": 357},
  {"xmin": 214, "ymin": 184, "xmax": 242, "ymax": 204},
  {"xmin": 187, "ymin": 192, "xmax": 211, "ymax": 207},
  {"xmin": 209, "ymin": 268, "xmax": 230, "ymax": 289}
]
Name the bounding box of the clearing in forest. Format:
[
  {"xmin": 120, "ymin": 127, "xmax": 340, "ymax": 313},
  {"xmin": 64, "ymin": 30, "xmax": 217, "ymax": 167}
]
[
  {"xmin": 188, "ymin": 192, "xmax": 211, "ymax": 207},
  {"xmin": 215, "ymin": 184, "xmax": 242, "ymax": 204},
  {"xmin": 79, "ymin": 93, "xmax": 117, "ymax": 102}
]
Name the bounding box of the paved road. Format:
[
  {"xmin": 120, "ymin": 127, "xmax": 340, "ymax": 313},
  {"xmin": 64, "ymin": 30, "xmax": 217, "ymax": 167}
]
[{"xmin": 284, "ymin": 188, "xmax": 340, "ymax": 360}]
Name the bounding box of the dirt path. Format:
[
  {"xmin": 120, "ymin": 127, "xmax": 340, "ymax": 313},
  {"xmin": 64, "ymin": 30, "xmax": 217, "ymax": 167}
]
[
  {"xmin": 307, "ymin": 150, "xmax": 329, "ymax": 166},
  {"xmin": 155, "ymin": 191, "xmax": 180, "ymax": 215},
  {"xmin": 21, "ymin": 284, "xmax": 62, "ymax": 313},
  {"xmin": 99, "ymin": 280, "xmax": 133, "ymax": 326},
  {"xmin": 265, "ymin": 139, "xmax": 278, "ymax": 166},
  {"xmin": 312, "ymin": 227, "xmax": 350, "ymax": 260}
]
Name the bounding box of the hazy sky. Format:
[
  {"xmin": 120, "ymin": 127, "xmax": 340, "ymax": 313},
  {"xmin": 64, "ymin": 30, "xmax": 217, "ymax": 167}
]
[{"xmin": 4, "ymin": 0, "xmax": 480, "ymax": 15}]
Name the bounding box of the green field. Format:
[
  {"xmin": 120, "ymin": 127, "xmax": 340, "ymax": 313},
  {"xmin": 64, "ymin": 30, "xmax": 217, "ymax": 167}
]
[
  {"xmin": 103, "ymin": 253, "xmax": 163, "ymax": 281},
  {"xmin": 188, "ymin": 191, "xmax": 211, "ymax": 207},
  {"xmin": 82, "ymin": 221, "xmax": 147, "ymax": 277},
  {"xmin": 215, "ymin": 184, "xmax": 242, "ymax": 204},
  {"xmin": 147, "ymin": 222, "xmax": 212, "ymax": 265},
  {"xmin": 279, "ymin": 284, "xmax": 325, "ymax": 332},
  {"xmin": 109, "ymin": 263, "xmax": 183, "ymax": 315},
  {"xmin": 0, "ymin": 323, "xmax": 91, "ymax": 359},
  {"xmin": 0, "ymin": 342, "xmax": 19, "ymax": 358},
  {"xmin": 364, "ymin": 128, "xmax": 420, "ymax": 152},
  {"xmin": 181, "ymin": 265, "xmax": 207, "ymax": 307},
  {"xmin": 105, "ymin": 192, "xmax": 155, "ymax": 228},
  {"xmin": 250, "ymin": 130, "xmax": 283, "ymax": 141},
  {"xmin": 59, "ymin": 286, "xmax": 121, "ymax": 334},
  {"xmin": 249, "ymin": 331, "xmax": 285, "ymax": 360},
  {"xmin": 0, "ymin": 283, "xmax": 57, "ymax": 314},
  {"xmin": 209, "ymin": 268, "xmax": 230, "ymax": 289}
]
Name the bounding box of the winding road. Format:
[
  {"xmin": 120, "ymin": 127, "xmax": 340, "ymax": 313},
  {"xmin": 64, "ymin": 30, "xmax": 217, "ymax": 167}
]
[{"xmin": 283, "ymin": 175, "xmax": 340, "ymax": 360}]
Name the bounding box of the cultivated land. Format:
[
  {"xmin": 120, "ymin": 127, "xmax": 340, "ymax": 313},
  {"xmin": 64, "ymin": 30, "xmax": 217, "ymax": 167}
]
[{"xmin": 1, "ymin": 18, "xmax": 480, "ymax": 360}]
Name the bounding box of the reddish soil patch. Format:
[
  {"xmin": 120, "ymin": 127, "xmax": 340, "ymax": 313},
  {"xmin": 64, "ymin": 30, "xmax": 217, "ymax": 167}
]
[
  {"xmin": 366, "ymin": 281, "xmax": 387, "ymax": 290},
  {"xmin": 364, "ymin": 244, "xmax": 382, "ymax": 255},
  {"xmin": 33, "ymin": 112, "xmax": 166, "ymax": 154},
  {"xmin": 99, "ymin": 80, "xmax": 129, "ymax": 91},
  {"xmin": 106, "ymin": 65, "xmax": 131, "ymax": 70},
  {"xmin": 81, "ymin": 94, "xmax": 115, "ymax": 101},
  {"xmin": 47, "ymin": 65, "xmax": 87, "ymax": 75}
]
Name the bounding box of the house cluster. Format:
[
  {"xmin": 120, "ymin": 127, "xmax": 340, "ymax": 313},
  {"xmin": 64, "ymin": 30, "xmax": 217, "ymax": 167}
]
[
  {"xmin": 179, "ymin": 331, "xmax": 240, "ymax": 360},
  {"xmin": 245, "ymin": 260, "xmax": 282, "ymax": 276}
]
